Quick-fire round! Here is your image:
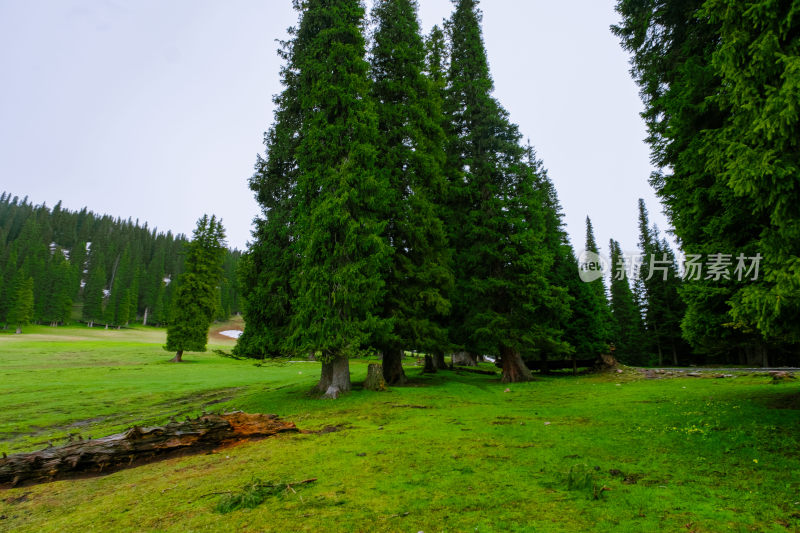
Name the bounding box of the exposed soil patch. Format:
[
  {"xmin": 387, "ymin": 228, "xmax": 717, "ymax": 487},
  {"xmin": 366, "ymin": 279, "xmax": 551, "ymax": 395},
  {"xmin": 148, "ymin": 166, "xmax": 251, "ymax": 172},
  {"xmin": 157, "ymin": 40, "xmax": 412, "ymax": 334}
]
[
  {"xmin": 387, "ymin": 404, "xmax": 433, "ymax": 409},
  {"xmin": 303, "ymin": 424, "xmax": 349, "ymax": 435},
  {"xmin": 766, "ymin": 392, "xmax": 800, "ymax": 410}
]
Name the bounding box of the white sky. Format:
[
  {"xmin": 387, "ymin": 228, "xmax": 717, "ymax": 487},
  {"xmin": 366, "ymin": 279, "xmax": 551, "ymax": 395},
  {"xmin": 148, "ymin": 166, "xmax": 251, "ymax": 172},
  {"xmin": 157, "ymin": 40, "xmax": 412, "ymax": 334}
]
[{"xmin": 0, "ymin": 0, "xmax": 666, "ymax": 257}]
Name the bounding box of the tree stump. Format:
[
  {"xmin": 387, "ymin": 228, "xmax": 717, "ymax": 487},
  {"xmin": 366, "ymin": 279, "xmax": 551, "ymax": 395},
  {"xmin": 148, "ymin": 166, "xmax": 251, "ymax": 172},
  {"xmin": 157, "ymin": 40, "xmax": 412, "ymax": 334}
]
[
  {"xmin": 452, "ymin": 351, "xmax": 477, "ymax": 367},
  {"xmin": 770, "ymin": 371, "xmax": 796, "ymax": 383},
  {"xmin": 382, "ymin": 348, "xmax": 408, "ymax": 385},
  {"xmin": 422, "ymin": 354, "xmax": 437, "ymax": 374},
  {"xmin": 0, "ymin": 412, "xmax": 298, "ymax": 488},
  {"xmin": 599, "ymin": 353, "xmax": 619, "ymax": 369},
  {"xmin": 363, "ymin": 364, "xmax": 387, "ymax": 391}
]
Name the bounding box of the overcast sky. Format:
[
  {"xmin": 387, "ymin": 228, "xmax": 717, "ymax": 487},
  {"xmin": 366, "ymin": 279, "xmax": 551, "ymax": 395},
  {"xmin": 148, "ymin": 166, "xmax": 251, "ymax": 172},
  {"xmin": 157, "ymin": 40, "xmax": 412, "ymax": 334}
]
[{"xmin": 0, "ymin": 0, "xmax": 666, "ymax": 257}]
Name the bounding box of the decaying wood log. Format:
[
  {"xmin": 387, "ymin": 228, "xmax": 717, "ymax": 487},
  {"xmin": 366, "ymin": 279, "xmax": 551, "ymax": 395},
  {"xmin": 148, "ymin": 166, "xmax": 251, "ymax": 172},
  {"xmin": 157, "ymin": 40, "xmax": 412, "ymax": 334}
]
[{"xmin": 0, "ymin": 412, "xmax": 298, "ymax": 488}]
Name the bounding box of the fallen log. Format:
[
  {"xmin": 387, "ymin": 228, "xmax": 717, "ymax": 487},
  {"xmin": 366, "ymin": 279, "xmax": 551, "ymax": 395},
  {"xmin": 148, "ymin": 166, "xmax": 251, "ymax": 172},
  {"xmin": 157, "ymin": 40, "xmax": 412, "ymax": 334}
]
[{"xmin": 0, "ymin": 412, "xmax": 299, "ymax": 488}]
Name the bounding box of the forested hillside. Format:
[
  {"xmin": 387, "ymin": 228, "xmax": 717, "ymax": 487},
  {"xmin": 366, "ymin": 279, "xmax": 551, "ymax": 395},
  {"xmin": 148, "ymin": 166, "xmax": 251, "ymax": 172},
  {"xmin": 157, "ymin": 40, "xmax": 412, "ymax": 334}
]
[{"xmin": 0, "ymin": 192, "xmax": 241, "ymax": 329}]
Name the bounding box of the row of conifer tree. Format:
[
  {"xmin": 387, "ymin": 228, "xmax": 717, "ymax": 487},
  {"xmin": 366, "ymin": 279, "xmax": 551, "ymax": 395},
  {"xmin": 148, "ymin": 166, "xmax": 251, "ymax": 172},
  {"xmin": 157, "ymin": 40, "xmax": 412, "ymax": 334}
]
[
  {"xmin": 232, "ymin": 0, "xmax": 696, "ymax": 391},
  {"xmin": 0, "ymin": 192, "xmax": 242, "ymax": 331}
]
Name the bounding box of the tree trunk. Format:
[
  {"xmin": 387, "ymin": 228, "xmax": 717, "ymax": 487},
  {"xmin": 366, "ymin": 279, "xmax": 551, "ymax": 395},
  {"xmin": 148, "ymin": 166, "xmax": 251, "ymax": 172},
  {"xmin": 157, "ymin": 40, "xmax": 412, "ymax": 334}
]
[
  {"xmin": 0, "ymin": 413, "xmax": 298, "ymax": 488},
  {"xmin": 671, "ymin": 343, "xmax": 678, "ymax": 366},
  {"xmin": 142, "ymin": 307, "xmax": 149, "ymax": 326},
  {"xmin": 422, "ymin": 354, "xmax": 437, "ymax": 373},
  {"xmin": 317, "ymin": 354, "xmax": 351, "ymax": 399},
  {"xmin": 170, "ymin": 350, "xmax": 183, "ymax": 363},
  {"xmin": 382, "ymin": 348, "xmax": 408, "ymax": 386},
  {"xmin": 499, "ymin": 346, "xmax": 533, "ymax": 383},
  {"xmin": 452, "ymin": 351, "xmax": 477, "ymax": 366},
  {"xmin": 433, "ymin": 352, "xmax": 448, "ymax": 370}
]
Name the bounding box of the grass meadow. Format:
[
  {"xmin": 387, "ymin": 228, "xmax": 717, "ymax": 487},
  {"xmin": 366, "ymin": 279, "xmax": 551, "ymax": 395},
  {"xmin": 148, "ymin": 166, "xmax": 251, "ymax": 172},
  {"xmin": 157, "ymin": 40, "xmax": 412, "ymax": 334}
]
[{"xmin": 1, "ymin": 323, "xmax": 799, "ymax": 532}]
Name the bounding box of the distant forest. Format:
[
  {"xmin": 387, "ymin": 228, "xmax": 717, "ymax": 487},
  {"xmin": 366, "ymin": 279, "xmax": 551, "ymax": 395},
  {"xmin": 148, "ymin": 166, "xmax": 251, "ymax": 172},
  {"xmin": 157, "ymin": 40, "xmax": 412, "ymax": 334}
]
[{"xmin": 0, "ymin": 192, "xmax": 241, "ymax": 329}]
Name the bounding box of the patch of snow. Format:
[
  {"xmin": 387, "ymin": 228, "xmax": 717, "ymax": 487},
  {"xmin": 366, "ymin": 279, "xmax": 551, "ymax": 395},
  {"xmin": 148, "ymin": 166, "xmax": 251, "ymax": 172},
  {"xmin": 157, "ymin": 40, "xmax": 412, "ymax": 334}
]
[{"xmin": 219, "ymin": 330, "xmax": 242, "ymax": 339}]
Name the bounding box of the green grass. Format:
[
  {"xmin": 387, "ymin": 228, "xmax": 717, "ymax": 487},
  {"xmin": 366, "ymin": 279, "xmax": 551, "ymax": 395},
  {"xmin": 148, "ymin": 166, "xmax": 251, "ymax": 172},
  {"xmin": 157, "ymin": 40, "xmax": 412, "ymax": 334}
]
[{"xmin": 1, "ymin": 326, "xmax": 800, "ymax": 532}]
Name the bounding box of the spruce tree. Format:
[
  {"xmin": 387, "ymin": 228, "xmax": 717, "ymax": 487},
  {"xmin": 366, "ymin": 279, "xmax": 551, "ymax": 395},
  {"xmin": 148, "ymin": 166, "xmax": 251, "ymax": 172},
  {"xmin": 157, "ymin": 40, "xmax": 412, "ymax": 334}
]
[
  {"xmin": 0, "ymin": 249, "xmax": 18, "ymax": 326},
  {"xmin": 613, "ymin": 0, "xmax": 775, "ymax": 364},
  {"xmin": 424, "ymin": 24, "xmax": 454, "ymax": 372},
  {"xmin": 636, "ymin": 199, "xmax": 687, "ymax": 365},
  {"xmin": 82, "ymin": 253, "xmax": 106, "ymax": 327},
  {"xmin": 608, "ymin": 238, "xmax": 644, "ymax": 364},
  {"xmin": 701, "ymin": 0, "xmax": 800, "ymax": 344},
  {"xmin": 7, "ymin": 274, "xmax": 35, "ymax": 334},
  {"xmin": 235, "ymin": 5, "xmax": 305, "ymax": 359},
  {"xmin": 533, "ymin": 149, "xmax": 606, "ymax": 362},
  {"xmin": 285, "ymin": 0, "xmax": 392, "ymax": 397},
  {"xmin": 164, "ymin": 215, "xmax": 226, "ymax": 362},
  {"xmin": 582, "ymin": 217, "xmax": 612, "ymax": 343},
  {"xmin": 370, "ymin": 0, "xmax": 453, "ymax": 385},
  {"xmin": 443, "ymin": 0, "xmax": 566, "ymax": 382}
]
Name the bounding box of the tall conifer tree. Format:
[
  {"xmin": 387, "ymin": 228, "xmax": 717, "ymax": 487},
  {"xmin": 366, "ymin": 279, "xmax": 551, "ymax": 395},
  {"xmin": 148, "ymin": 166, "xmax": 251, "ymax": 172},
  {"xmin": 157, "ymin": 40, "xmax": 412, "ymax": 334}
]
[
  {"xmin": 165, "ymin": 215, "xmax": 226, "ymax": 362},
  {"xmin": 288, "ymin": 0, "xmax": 392, "ymax": 397},
  {"xmin": 637, "ymin": 199, "xmax": 687, "ymax": 365},
  {"xmin": 7, "ymin": 275, "xmax": 34, "ymax": 334},
  {"xmin": 443, "ymin": 0, "xmax": 566, "ymax": 382},
  {"xmin": 582, "ymin": 217, "xmax": 612, "ymax": 344},
  {"xmin": 369, "ymin": 0, "xmax": 453, "ymax": 385},
  {"xmin": 236, "ymin": 5, "xmax": 305, "ymax": 359},
  {"xmin": 613, "ymin": 0, "xmax": 776, "ymax": 364},
  {"xmin": 608, "ymin": 238, "xmax": 645, "ymax": 364}
]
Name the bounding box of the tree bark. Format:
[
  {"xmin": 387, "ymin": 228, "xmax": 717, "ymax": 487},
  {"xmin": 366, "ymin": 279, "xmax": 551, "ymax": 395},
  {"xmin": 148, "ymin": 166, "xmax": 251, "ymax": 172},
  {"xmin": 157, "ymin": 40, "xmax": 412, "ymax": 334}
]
[
  {"xmin": 317, "ymin": 360, "xmax": 333, "ymax": 393},
  {"xmin": 433, "ymin": 352, "xmax": 448, "ymax": 370},
  {"xmin": 317, "ymin": 354, "xmax": 351, "ymax": 399},
  {"xmin": 142, "ymin": 307, "xmax": 148, "ymax": 327},
  {"xmin": 422, "ymin": 354, "xmax": 437, "ymax": 373},
  {"xmin": 382, "ymin": 347, "xmax": 408, "ymax": 385},
  {"xmin": 0, "ymin": 412, "xmax": 298, "ymax": 488},
  {"xmin": 499, "ymin": 346, "xmax": 533, "ymax": 383},
  {"xmin": 170, "ymin": 350, "xmax": 183, "ymax": 363}
]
